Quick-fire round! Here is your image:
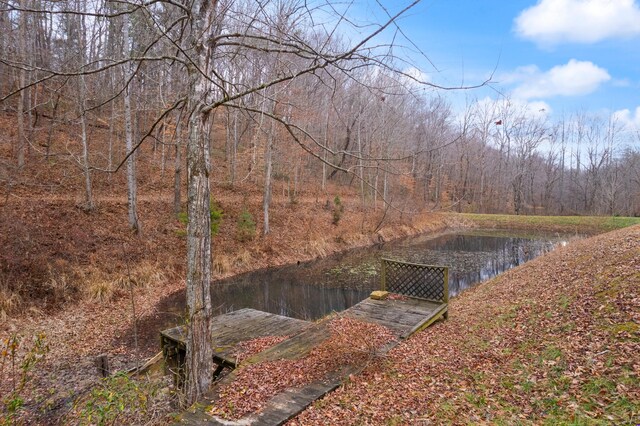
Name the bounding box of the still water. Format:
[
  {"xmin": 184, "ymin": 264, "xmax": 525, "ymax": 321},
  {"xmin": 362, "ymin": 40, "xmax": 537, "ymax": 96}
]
[{"xmin": 150, "ymin": 230, "xmax": 567, "ymax": 327}]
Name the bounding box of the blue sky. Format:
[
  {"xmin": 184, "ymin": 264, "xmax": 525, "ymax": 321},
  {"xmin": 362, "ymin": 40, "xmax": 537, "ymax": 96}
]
[{"xmin": 350, "ymin": 0, "xmax": 640, "ymax": 130}]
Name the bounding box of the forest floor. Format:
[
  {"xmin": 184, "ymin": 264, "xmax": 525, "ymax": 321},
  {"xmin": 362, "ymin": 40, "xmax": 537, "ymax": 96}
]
[
  {"xmin": 0, "ymin": 159, "xmax": 464, "ymax": 423},
  {"xmin": 2, "ymin": 175, "xmax": 639, "ymax": 424},
  {"xmin": 3, "ymin": 207, "xmax": 637, "ymax": 425}
]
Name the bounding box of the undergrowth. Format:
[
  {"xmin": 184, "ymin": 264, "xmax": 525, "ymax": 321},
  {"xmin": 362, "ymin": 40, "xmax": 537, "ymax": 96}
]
[
  {"xmin": 176, "ymin": 200, "xmax": 223, "ymax": 236},
  {"xmin": 236, "ymin": 208, "xmax": 256, "ymax": 242},
  {"xmin": 332, "ymin": 195, "xmax": 344, "ymax": 225},
  {"xmin": 0, "ymin": 333, "xmax": 49, "ymax": 425},
  {"xmin": 72, "ymin": 372, "xmax": 175, "ymax": 425}
]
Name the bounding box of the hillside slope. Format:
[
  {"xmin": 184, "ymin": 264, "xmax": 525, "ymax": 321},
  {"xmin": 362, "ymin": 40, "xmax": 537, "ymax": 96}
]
[
  {"xmin": 293, "ymin": 225, "xmax": 640, "ymax": 425},
  {"xmin": 0, "ymin": 185, "xmax": 455, "ymax": 423}
]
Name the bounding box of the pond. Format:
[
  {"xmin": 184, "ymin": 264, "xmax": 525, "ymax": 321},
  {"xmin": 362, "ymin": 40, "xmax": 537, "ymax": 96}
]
[{"xmin": 143, "ymin": 230, "xmax": 569, "ymax": 339}]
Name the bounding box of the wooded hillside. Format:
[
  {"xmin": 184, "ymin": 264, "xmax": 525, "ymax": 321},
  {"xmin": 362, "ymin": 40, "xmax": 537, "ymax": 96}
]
[{"xmin": 0, "ymin": 0, "xmax": 639, "ymax": 422}]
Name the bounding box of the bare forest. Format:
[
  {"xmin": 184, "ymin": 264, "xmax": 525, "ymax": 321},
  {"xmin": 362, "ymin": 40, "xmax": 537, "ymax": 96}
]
[
  {"xmin": 0, "ymin": 0, "xmax": 639, "ymax": 419},
  {"xmin": 2, "ymin": 1, "xmax": 638, "ymax": 221}
]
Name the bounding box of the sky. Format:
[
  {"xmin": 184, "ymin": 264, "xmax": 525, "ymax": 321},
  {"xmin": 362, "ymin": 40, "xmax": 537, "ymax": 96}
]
[{"xmin": 348, "ymin": 0, "xmax": 640, "ymax": 132}]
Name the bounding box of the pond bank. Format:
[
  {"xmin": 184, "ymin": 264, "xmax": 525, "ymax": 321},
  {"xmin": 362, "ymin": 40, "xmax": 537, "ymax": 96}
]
[
  {"xmin": 132, "ymin": 228, "xmax": 566, "ymax": 357},
  {"xmin": 4, "ymin": 212, "xmax": 636, "ymax": 424},
  {"xmin": 460, "ymin": 213, "xmax": 640, "ymax": 234},
  {"xmin": 1, "ymin": 210, "xmax": 457, "ymax": 424},
  {"xmin": 291, "ymin": 224, "xmax": 640, "ymax": 425}
]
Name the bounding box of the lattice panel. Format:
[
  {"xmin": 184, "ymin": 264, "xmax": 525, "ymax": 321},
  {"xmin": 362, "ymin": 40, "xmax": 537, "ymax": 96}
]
[{"xmin": 382, "ymin": 259, "xmax": 448, "ymax": 302}]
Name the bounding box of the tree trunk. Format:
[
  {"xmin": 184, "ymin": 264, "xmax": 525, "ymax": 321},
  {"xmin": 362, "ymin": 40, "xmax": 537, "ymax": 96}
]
[
  {"xmin": 228, "ymin": 108, "xmax": 238, "ymax": 185},
  {"xmin": 0, "ymin": 10, "xmax": 6, "ymax": 98},
  {"xmin": 322, "ymin": 105, "xmax": 330, "ymax": 191},
  {"xmin": 184, "ymin": 0, "xmax": 217, "ymax": 405},
  {"xmin": 357, "ymin": 124, "xmax": 365, "ymax": 210},
  {"xmin": 16, "ymin": 1, "xmax": 28, "ymax": 168},
  {"xmin": 77, "ymin": 5, "xmax": 93, "ymax": 210},
  {"xmin": 263, "ymin": 118, "xmax": 274, "ymax": 236},
  {"xmin": 108, "ymin": 69, "xmax": 116, "ymax": 172},
  {"xmin": 79, "ymin": 74, "xmax": 94, "ymax": 210},
  {"xmin": 123, "ymin": 13, "xmax": 140, "ymax": 232},
  {"xmin": 174, "ymin": 112, "xmax": 183, "ymax": 215},
  {"xmin": 185, "ymin": 97, "xmax": 213, "ymax": 404}
]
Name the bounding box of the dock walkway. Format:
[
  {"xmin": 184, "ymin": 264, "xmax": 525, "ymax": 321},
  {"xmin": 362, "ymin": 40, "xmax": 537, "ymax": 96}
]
[{"xmin": 165, "ymin": 259, "xmax": 449, "ymax": 425}]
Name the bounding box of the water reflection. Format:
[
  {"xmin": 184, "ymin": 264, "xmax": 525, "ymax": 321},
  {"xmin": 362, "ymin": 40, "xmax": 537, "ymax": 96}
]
[
  {"xmin": 210, "ymin": 277, "xmax": 368, "ymax": 320},
  {"xmin": 205, "ymin": 232, "xmax": 564, "ymax": 320},
  {"xmin": 389, "ymin": 234, "xmax": 559, "ymax": 296},
  {"xmin": 145, "ymin": 231, "xmax": 566, "ymax": 338}
]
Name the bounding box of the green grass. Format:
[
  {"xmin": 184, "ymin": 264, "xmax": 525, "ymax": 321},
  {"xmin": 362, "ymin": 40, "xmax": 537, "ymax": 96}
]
[
  {"xmin": 540, "ymin": 345, "xmax": 563, "ymax": 362},
  {"xmin": 459, "ymin": 213, "xmax": 640, "ymax": 233}
]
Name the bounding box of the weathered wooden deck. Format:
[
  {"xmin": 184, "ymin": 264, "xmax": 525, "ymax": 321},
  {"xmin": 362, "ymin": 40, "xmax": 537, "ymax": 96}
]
[
  {"xmin": 346, "ymin": 297, "xmax": 447, "ymax": 338},
  {"xmin": 168, "ymin": 259, "xmax": 450, "ymax": 425},
  {"xmin": 170, "ymin": 297, "xmax": 447, "ymax": 425},
  {"xmin": 161, "ymin": 309, "xmax": 310, "ymax": 378}
]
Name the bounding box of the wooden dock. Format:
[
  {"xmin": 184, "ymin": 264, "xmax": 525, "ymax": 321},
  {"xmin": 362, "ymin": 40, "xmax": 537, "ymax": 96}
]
[
  {"xmin": 161, "ymin": 309, "xmax": 310, "ymax": 379},
  {"xmin": 346, "ymin": 297, "xmax": 447, "ymax": 338},
  {"xmin": 171, "ymin": 297, "xmax": 447, "ymax": 425},
  {"xmin": 167, "ymin": 259, "xmax": 449, "ymax": 425}
]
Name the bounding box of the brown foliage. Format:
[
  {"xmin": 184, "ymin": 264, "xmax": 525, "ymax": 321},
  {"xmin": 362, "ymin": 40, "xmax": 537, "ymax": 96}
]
[{"xmin": 211, "ymin": 317, "xmax": 396, "ymax": 420}]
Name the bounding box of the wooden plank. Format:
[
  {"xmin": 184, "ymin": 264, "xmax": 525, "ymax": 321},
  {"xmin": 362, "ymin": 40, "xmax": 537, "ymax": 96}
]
[
  {"xmin": 160, "ymin": 309, "xmax": 311, "ymax": 371},
  {"xmin": 170, "ymin": 297, "xmax": 449, "ymax": 425},
  {"xmin": 362, "ymin": 297, "xmax": 442, "ymax": 313},
  {"xmin": 161, "ymin": 309, "xmax": 309, "ymax": 346},
  {"xmin": 251, "ymin": 379, "xmax": 342, "ymax": 426},
  {"xmin": 344, "ymin": 310, "xmax": 410, "ymax": 333},
  {"xmin": 244, "ymin": 323, "xmax": 331, "ymax": 364},
  {"xmin": 345, "ymin": 307, "xmax": 421, "ymax": 329},
  {"xmin": 400, "ymin": 304, "xmax": 448, "ymax": 339},
  {"xmin": 347, "ymin": 301, "xmax": 429, "ymax": 323},
  {"xmin": 344, "ymin": 299, "xmax": 441, "ymax": 331}
]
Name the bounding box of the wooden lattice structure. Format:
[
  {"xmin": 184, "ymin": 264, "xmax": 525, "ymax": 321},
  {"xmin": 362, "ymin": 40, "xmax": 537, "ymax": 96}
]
[{"xmin": 380, "ymin": 258, "xmax": 449, "ymax": 304}]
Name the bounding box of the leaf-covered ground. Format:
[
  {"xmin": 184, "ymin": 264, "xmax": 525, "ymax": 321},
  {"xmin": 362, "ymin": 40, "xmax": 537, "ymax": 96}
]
[
  {"xmin": 291, "ymin": 225, "xmax": 640, "ymax": 425},
  {"xmin": 211, "ymin": 316, "xmax": 396, "ymax": 420}
]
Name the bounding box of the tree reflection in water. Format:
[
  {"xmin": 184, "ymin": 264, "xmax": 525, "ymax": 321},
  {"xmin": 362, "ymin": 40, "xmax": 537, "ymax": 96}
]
[
  {"xmin": 147, "ymin": 231, "xmax": 568, "ymax": 340},
  {"xmin": 206, "ymin": 232, "xmax": 566, "ymax": 319}
]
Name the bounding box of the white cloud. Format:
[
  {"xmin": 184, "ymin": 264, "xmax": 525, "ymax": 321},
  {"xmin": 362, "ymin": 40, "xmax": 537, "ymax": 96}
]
[
  {"xmin": 515, "ymin": 0, "xmax": 640, "ymax": 44},
  {"xmin": 508, "ymin": 59, "xmax": 610, "ymax": 99},
  {"xmin": 611, "ymin": 78, "xmax": 633, "ymax": 87},
  {"xmin": 524, "ymin": 100, "xmax": 553, "ymax": 117},
  {"xmin": 612, "ymin": 106, "xmax": 640, "ymax": 130},
  {"xmin": 499, "ymin": 65, "xmax": 539, "ymax": 85},
  {"xmin": 402, "ymin": 66, "xmax": 431, "ymax": 86}
]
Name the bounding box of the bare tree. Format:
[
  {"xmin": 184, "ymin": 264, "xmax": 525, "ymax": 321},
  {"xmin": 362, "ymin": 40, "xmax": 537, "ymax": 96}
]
[
  {"xmin": 16, "ymin": 0, "xmax": 28, "ymax": 168},
  {"xmin": 76, "ymin": 0, "xmax": 94, "ymax": 209},
  {"xmin": 122, "ymin": 10, "xmax": 139, "ymax": 231}
]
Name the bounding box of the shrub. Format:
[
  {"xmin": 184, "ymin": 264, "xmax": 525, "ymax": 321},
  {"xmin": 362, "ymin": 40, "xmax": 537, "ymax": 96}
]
[
  {"xmin": 117, "ymin": 262, "xmax": 166, "ymax": 289},
  {"xmin": 1, "ymin": 333, "xmax": 49, "ymax": 424},
  {"xmin": 177, "ymin": 200, "xmax": 223, "ymax": 236},
  {"xmin": 234, "ymin": 250, "xmax": 253, "ymax": 268},
  {"xmin": 76, "ymin": 372, "xmax": 171, "ymax": 425},
  {"xmin": 0, "ymin": 281, "xmax": 22, "ymax": 321},
  {"xmin": 88, "ymin": 280, "xmax": 116, "ymax": 302},
  {"xmin": 210, "ymin": 201, "xmax": 224, "ymax": 235},
  {"xmin": 213, "ymin": 254, "xmax": 232, "ymax": 274},
  {"xmin": 236, "ymin": 208, "xmax": 256, "ymax": 242},
  {"xmin": 332, "ymin": 195, "xmax": 344, "ymax": 225}
]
